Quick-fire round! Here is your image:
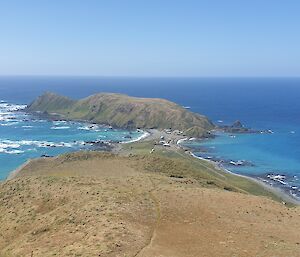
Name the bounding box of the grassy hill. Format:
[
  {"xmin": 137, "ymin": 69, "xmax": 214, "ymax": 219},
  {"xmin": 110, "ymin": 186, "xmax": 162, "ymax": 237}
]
[
  {"xmin": 26, "ymin": 92, "xmax": 214, "ymax": 137},
  {"xmin": 1, "ymin": 148, "xmax": 299, "ymax": 257}
]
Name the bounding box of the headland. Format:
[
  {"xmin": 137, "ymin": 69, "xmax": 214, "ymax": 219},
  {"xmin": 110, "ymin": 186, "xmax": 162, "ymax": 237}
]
[{"xmin": 1, "ymin": 92, "xmax": 299, "ymax": 256}]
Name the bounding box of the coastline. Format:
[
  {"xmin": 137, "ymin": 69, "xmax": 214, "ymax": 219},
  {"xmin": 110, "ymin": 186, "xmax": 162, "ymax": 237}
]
[
  {"xmin": 134, "ymin": 128, "xmax": 300, "ymax": 205},
  {"xmin": 6, "ymin": 159, "xmax": 32, "ymax": 180},
  {"xmin": 5, "ymin": 130, "xmax": 149, "ymax": 181},
  {"xmin": 123, "ymin": 128, "xmax": 300, "ymax": 205},
  {"xmin": 5, "ymin": 126, "xmax": 300, "ymax": 206},
  {"xmin": 120, "ymin": 130, "xmax": 150, "ymax": 144},
  {"xmin": 187, "ymin": 151, "xmax": 300, "ymax": 205}
]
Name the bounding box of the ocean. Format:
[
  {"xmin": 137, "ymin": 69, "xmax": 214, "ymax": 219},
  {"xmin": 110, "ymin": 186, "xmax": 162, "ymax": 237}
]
[{"xmin": 1, "ymin": 76, "xmax": 300, "ymax": 199}]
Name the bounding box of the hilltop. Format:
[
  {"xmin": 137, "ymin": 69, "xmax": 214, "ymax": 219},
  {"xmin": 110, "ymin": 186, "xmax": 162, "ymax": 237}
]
[
  {"xmin": 1, "ymin": 146, "xmax": 300, "ymax": 257},
  {"xmin": 26, "ymin": 92, "xmax": 214, "ymax": 137}
]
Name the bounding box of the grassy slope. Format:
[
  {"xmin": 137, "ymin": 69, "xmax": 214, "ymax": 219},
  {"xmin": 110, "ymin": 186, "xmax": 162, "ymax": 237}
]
[
  {"xmin": 121, "ymin": 140, "xmax": 290, "ymax": 204},
  {"xmin": 27, "ymin": 92, "xmax": 214, "ymax": 136},
  {"xmin": 27, "ymin": 92, "xmax": 75, "ymax": 112},
  {"xmin": 0, "ymin": 154, "xmax": 156, "ymax": 257},
  {"xmin": 1, "ymin": 149, "xmax": 300, "ymax": 257},
  {"xmin": 2, "ymin": 93, "xmax": 298, "ymax": 256}
]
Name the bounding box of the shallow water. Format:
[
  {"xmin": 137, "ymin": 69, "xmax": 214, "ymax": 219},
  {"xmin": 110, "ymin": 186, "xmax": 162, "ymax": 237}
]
[
  {"xmin": 0, "ymin": 101, "xmax": 143, "ymax": 179},
  {"xmin": 182, "ymin": 131, "xmax": 300, "ymax": 199},
  {"xmin": 1, "ymin": 76, "xmax": 300, "ymax": 199}
]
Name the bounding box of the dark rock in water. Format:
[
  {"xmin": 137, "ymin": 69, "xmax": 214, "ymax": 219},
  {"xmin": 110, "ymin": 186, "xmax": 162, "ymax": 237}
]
[
  {"xmin": 85, "ymin": 140, "xmax": 114, "ymax": 151},
  {"xmin": 207, "ymin": 156, "xmax": 222, "ymax": 162},
  {"xmin": 41, "ymin": 154, "xmax": 52, "ymax": 158},
  {"xmin": 227, "ymin": 160, "xmax": 255, "ymax": 167},
  {"xmin": 216, "ymin": 159, "xmax": 255, "ymax": 167},
  {"xmin": 124, "ymin": 135, "xmax": 132, "ymax": 139},
  {"xmin": 231, "ymin": 120, "xmax": 243, "ymax": 128},
  {"xmin": 265, "ymin": 174, "xmax": 288, "ymax": 186},
  {"xmin": 261, "ymin": 129, "xmax": 274, "ymax": 134},
  {"xmin": 217, "ymin": 120, "xmax": 275, "ymax": 135},
  {"xmin": 218, "ymin": 120, "xmax": 261, "ymax": 134}
]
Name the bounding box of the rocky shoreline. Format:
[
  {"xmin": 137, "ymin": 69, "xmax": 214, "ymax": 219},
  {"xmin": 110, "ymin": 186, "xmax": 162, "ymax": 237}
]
[
  {"xmin": 133, "ymin": 126, "xmax": 299, "ymax": 205},
  {"xmin": 113, "ymin": 127, "xmax": 300, "ymax": 205},
  {"xmin": 176, "ymin": 137, "xmax": 300, "ymax": 205},
  {"xmin": 10, "ymin": 107, "xmax": 300, "ymax": 205}
]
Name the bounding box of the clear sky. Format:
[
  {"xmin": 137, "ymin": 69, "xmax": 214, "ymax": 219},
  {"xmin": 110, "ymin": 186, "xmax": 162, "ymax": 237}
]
[{"xmin": 0, "ymin": 0, "xmax": 299, "ymax": 77}]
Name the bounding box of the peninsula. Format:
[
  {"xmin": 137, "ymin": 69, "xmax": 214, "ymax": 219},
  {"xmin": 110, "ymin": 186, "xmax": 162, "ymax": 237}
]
[
  {"xmin": 1, "ymin": 140, "xmax": 300, "ymax": 257},
  {"xmin": 1, "ymin": 92, "xmax": 299, "ymax": 257}
]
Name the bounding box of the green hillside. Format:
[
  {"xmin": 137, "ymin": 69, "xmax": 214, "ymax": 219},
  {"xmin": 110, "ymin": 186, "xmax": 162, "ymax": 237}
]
[{"xmin": 27, "ymin": 92, "xmax": 214, "ymax": 137}]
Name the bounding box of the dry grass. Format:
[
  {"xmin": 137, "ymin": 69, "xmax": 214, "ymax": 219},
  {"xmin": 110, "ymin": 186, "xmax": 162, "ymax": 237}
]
[
  {"xmin": 0, "ymin": 151, "xmax": 300, "ymax": 256},
  {"xmin": 0, "ymin": 155, "xmax": 156, "ymax": 257}
]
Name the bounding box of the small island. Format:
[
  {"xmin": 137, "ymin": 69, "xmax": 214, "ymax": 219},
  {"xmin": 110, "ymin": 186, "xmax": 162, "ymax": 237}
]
[{"xmin": 26, "ymin": 92, "xmax": 214, "ymax": 138}]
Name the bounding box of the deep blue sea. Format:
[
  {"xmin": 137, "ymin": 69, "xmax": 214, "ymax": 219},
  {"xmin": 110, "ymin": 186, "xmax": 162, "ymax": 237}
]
[{"xmin": 1, "ymin": 76, "xmax": 300, "ymax": 198}]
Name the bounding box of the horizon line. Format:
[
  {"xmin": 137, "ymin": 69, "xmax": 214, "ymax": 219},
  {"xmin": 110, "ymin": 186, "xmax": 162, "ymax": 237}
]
[{"xmin": 0, "ymin": 74, "xmax": 300, "ymax": 79}]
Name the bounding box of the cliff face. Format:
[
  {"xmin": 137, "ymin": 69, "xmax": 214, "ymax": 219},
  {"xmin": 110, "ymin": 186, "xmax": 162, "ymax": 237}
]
[{"xmin": 27, "ymin": 92, "xmax": 214, "ymax": 137}]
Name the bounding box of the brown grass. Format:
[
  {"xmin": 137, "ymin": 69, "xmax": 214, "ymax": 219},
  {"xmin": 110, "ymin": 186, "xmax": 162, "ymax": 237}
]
[{"xmin": 0, "ymin": 151, "xmax": 299, "ymax": 257}]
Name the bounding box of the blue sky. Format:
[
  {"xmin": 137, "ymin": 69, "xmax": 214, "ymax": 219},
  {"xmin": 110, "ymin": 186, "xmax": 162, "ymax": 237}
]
[{"xmin": 0, "ymin": 0, "xmax": 299, "ymax": 76}]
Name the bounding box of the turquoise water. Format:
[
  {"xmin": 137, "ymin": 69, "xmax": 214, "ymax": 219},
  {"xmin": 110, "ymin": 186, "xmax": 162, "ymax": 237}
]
[
  {"xmin": 183, "ymin": 130, "xmax": 300, "ymax": 199},
  {"xmin": 0, "ymin": 101, "xmax": 143, "ymax": 179},
  {"xmin": 1, "ymin": 76, "xmax": 300, "ymax": 199}
]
